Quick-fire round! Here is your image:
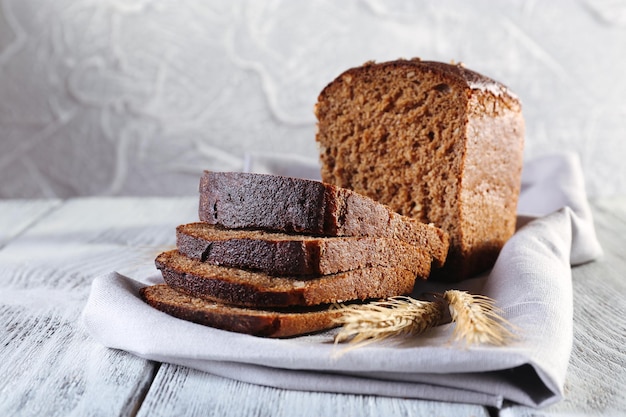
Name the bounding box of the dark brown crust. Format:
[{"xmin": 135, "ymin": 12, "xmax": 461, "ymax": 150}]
[
  {"xmin": 176, "ymin": 222, "xmax": 431, "ymax": 276},
  {"xmin": 198, "ymin": 171, "xmax": 449, "ymax": 268},
  {"xmin": 140, "ymin": 284, "xmax": 341, "ymax": 338},
  {"xmin": 155, "ymin": 250, "xmax": 422, "ymax": 308},
  {"xmin": 320, "ymin": 59, "xmax": 515, "ymax": 101}
]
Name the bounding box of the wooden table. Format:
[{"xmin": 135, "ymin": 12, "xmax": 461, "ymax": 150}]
[{"xmin": 0, "ymin": 197, "xmax": 624, "ymax": 416}]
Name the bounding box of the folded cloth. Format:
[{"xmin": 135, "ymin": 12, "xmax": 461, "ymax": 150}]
[{"xmin": 81, "ymin": 152, "xmax": 602, "ymax": 409}]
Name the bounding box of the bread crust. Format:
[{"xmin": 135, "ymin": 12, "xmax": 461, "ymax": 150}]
[
  {"xmin": 140, "ymin": 284, "xmax": 341, "ymax": 338},
  {"xmin": 155, "ymin": 250, "xmax": 423, "ymax": 308},
  {"xmin": 176, "ymin": 222, "xmax": 431, "ymax": 276}
]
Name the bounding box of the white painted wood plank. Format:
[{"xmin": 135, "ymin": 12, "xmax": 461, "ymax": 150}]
[
  {"xmin": 0, "ymin": 196, "xmax": 198, "ymax": 279},
  {"xmin": 0, "ymin": 303, "xmax": 156, "ymax": 416},
  {"xmin": 0, "ymin": 199, "xmax": 61, "ymax": 247},
  {"xmin": 500, "ymin": 197, "xmax": 626, "ymax": 417},
  {"xmin": 136, "ymin": 364, "xmax": 490, "ymax": 417},
  {"xmin": 0, "ymin": 197, "xmax": 197, "ymax": 417}
]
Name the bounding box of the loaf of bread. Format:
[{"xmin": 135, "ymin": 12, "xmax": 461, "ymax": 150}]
[
  {"xmin": 315, "ymin": 59, "xmax": 525, "ymax": 280},
  {"xmin": 177, "ymin": 222, "xmax": 429, "ymax": 276},
  {"xmin": 198, "ymin": 171, "xmax": 449, "ymax": 268},
  {"xmin": 140, "ymin": 284, "xmax": 341, "ymax": 338},
  {"xmin": 156, "ymin": 249, "xmax": 427, "ymax": 308}
]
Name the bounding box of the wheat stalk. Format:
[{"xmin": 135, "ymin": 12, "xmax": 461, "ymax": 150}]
[
  {"xmin": 332, "ymin": 291, "xmax": 516, "ymax": 349},
  {"xmin": 332, "ymin": 296, "xmax": 445, "ymax": 347},
  {"xmin": 443, "ymin": 290, "xmax": 516, "ymax": 346}
]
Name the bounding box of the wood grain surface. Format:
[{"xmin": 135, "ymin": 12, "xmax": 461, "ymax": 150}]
[{"xmin": 0, "ymin": 197, "xmax": 623, "ymax": 417}]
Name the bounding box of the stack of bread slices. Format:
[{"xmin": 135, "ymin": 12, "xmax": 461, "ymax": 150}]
[{"xmin": 140, "ymin": 171, "xmax": 449, "ymax": 338}]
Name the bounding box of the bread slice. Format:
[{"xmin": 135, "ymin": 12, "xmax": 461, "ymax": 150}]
[
  {"xmin": 156, "ymin": 250, "xmax": 426, "ymax": 308},
  {"xmin": 198, "ymin": 171, "xmax": 449, "ymax": 268},
  {"xmin": 315, "ymin": 59, "xmax": 524, "ymax": 280},
  {"xmin": 176, "ymin": 222, "xmax": 430, "ymax": 276},
  {"xmin": 140, "ymin": 284, "xmax": 340, "ymax": 338}
]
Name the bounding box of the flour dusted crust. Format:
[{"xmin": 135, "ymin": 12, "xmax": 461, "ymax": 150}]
[{"xmin": 315, "ymin": 58, "xmax": 525, "ymax": 280}]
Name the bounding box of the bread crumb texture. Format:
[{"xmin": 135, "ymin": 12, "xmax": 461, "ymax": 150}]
[{"xmin": 315, "ymin": 59, "xmax": 524, "ymax": 280}]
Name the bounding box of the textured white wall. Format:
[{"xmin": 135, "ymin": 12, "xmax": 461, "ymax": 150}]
[{"xmin": 1, "ymin": 0, "xmax": 625, "ymax": 198}]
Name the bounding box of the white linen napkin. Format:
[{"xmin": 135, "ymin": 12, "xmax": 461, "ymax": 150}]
[{"xmin": 81, "ymin": 152, "xmax": 602, "ymax": 408}]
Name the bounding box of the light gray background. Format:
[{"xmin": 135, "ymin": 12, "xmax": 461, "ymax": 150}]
[{"xmin": 1, "ymin": 0, "xmax": 624, "ymax": 198}]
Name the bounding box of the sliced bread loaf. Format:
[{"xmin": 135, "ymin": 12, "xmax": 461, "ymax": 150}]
[
  {"xmin": 315, "ymin": 59, "xmax": 525, "ymax": 280},
  {"xmin": 156, "ymin": 250, "xmax": 426, "ymax": 308},
  {"xmin": 140, "ymin": 284, "xmax": 340, "ymax": 338},
  {"xmin": 198, "ymin": 171, "xmax": 449, "ymax": 268},
  {"xmin": 176, "ymin": 222, "xmax": 429, "ymax": 276}
]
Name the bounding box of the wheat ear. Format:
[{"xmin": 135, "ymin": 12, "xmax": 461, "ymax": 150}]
[
  {"xmin": 332, "ymin": 296, "xmax": 445, "ymax": 347},
  {"xmin": 444, "ymin": 290, "xmax": 516, "ymax": 346}
]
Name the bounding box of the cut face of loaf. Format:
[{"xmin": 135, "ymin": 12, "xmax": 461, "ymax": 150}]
[
  {"xmin": 156, "ymin": 250, "xmax": 426, "ymax": 308},
  {"xmin": 140, "ymin": 284, "xmax": 341, "ymax": 338},
  {"xmin": 198, "ymin": 171, "xmax": 449, "ymax": 269},
  {"xmin": 315, "ymin": 59, "xmax": 525, "ymax": 280},
  {"xmin": 177, "ymin": 222, "xmax": 430, "ymax": 276}
]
